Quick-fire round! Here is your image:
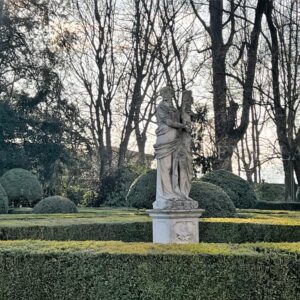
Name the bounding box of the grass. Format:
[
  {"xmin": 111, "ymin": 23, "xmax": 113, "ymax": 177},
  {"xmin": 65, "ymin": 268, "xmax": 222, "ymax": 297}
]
[
  {"xmin": 1, "ymin": 207, "xmax": 300, "ymax": 227},
  {"xmin": 0, "ymin": 240, "xmax": 299, "ymax": 256}
]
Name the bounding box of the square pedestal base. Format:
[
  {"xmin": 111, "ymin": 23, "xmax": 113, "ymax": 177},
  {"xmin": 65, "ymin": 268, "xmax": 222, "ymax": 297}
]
[{"xmin": 147, "ymin": 209, "xmax": 204, "ymax": 244}]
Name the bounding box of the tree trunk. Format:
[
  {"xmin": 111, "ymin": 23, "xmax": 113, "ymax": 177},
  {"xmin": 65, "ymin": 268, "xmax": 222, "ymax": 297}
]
[
  {"xmin": 264, "ymin": 0, "xmax": 296, "ymax": 201},
  {"xmin": 208, "ymin": 0, "xmax": 266, "ymax": 171}
]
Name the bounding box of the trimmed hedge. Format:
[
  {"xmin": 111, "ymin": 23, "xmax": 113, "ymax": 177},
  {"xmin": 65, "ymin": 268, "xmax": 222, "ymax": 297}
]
[
  {"xmin": 126, "ymin": 169, "xmax": 156, "ymax": 209},
  {"xmin": 0, "ymin": 184, "xmax": 8, "ymax": 214},
  {"xmin": 254, "ymin": 183, "xmax": 285, "ymax": 202},
  {"xmin": 1, "ymin": 221, "xmax": 300, "ymax": 243},
  {"xmin": 201, "ymin": 170, "xmax": 257, "ymax": 209},
  {"xmin": 254, "ymin": 201, "xmax": 300, "ymax": 211},
  {"xmin": 33, "ymin": 196, "xmax": 78, "ymax": 214},
  {"xmin": 0, "ymin": 241, "xmax": 299, "ymax": 300},
  {"xmin": 0, "ymin": 222, "xmax": 152, "ymax": 242},
  {"xmin": 0, "ymin": 168, "xmax": 43, "ymax": 207},
  {"xmin": 190, "ymin": 181, "xmax": 236, "ymax": 217}
]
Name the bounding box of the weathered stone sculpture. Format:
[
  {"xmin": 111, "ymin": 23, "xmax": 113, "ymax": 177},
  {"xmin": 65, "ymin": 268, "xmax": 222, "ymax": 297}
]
[
  {"xmin": 153, "ymin": 87, "xmax": 198, "ymax": 210},
  {"xmin": 148, "ymin": 86, "xmax": 203, "ymax": 244}
]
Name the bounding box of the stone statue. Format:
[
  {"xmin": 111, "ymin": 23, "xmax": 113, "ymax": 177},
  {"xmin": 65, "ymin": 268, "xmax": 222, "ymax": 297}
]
[
  {"xmin": 179, "ymin": 90, "xmax": 194, "ymax": 200},
  {"xmin": 153, "ymin": 86, "xmax": 198, "ymax": 210}
]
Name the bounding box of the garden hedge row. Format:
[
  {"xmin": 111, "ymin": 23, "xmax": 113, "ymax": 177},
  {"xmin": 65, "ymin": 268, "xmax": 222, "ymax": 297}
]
[
  {"xmin": 0, "ymin": 241, "xmax": 299, "ymax": 300},
  {"xmin": 1, "ymin": 221, "xmax": 300, "ymax": 243},
  {"xmin": 254, "ymin": 183, "xmax": 285, "ymax": 202},
  {"xmin": 254, "ymin": 201, "xmax": 300, "ymax": 211}
]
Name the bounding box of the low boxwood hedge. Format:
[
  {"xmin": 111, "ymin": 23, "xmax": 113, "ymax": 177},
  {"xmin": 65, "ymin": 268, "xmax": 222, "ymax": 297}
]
[
  {"xmin": 0, "ymin": 240, "xmax": 299, "ymax": 300},
  {"xmin": 1, "ymin": 221, "xmax": 300, "ymax": 243},
  {"xmin": 254, "ymin": 201, "xmax": 300, "ymax": 211}
]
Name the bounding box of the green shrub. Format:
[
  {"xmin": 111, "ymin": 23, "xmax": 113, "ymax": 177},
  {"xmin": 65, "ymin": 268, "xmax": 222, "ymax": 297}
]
[
  {"xmin": 0, "ymin": 241, "xmax": 299, "ymax": 300},
  {"xmin": 1, "ymin": 220, "xmax": 300, "ymax": 244},
  {"xmin": 126, "ymin": 169, "xmax": 156, "ymax": 209},
  {"xmin": 201, "ymin": 170, "xmax": 257, "ymax": 208},
  {"xmin": 33, "ymin": 196, "xmax": 78, "ymax": 214},
  {"xmin": 94, "ymin": 166, "xmax": 146, "ymax": 207},
  {"xmin": 0, "ymin": 183, "xmax": 8, "ymax": 214},
  {"xmin": 254, "ymin": 201, "xmax": 300, "ymax": 211},
  {"xmin": 254, "ymin": 183, "xmax": 285, "ymax": 202},
  {"xmin": 190, "ymin": 181, "xmax": 236, "ymax": 217},
  {"xmin": 0, "ymin": 168, "xmax": 43, "ymax": 207},
  {"xmin": 62, "ymin": 185, "xmax": 93, "ymax": 206}
]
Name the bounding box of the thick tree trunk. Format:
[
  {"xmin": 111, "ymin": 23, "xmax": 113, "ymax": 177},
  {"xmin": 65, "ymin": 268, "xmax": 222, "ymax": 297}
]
[
  {"xmin": 264, "ymin": 0, "xmax": 296, "ymax": 201},
  {"xmin": 208, "ymin": 0, "xmax": 266, "ymax": 171},
  {"xmin": 209, "ymin": 0, "xmax": 230, "ymax": 170}
]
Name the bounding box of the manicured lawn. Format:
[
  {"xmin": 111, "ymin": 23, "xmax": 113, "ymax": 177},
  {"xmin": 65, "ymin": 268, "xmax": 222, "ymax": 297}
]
[{"xmin": 1, "ymin": 207, "xmax": 300, "ymax": 227}]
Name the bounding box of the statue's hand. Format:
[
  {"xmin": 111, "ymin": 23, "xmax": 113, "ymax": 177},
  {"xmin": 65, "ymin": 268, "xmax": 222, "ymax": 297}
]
[{"xmin": 184, "ymin": 124, "xmax": 191, "ymax": 133}]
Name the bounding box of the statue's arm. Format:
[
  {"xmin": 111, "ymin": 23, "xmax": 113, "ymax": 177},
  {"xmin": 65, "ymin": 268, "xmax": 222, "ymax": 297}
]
[
  {"xmin": 157, "ymin": 104, "xmax": 189, "ymax": 131},
  {"xmin": 165, "ymin": 119, "xmax": 185, "ymax": 129}
]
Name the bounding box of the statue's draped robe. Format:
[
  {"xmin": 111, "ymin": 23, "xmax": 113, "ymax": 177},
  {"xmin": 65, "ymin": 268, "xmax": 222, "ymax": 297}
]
[
  {"xmin": 179, "ymin": 112, "xmax": 193, "ymax": 199},
  {"xmin": 154, "ymin": 102, "xmax": 181, "ymax": 201}
]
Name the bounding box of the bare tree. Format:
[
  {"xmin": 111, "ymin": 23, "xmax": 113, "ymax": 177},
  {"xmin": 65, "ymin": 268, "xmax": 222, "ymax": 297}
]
[
  {"xmin": 263, "ymin": 0, "xmax": 300, "ymax": 200},
  {"xmin": 190, "ymin": 0, "xmax": 268, "ymax": 171},
  {"xmin": 59, "ymin": 0, "xmax": 124, "ymax": 179},
  {"xmin": 118, "ymin": 0, "xmax": 163, "ymax": 167}
]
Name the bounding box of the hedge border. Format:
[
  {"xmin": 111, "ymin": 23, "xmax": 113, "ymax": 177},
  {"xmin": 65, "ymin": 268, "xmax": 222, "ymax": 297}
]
[
  {"xmin": 0, "ymin": 241, "xmax": 299, "ymax": 300},
  {"xmin": 1, "ymin": 221, "xmax": 300, "ymax": 243}
]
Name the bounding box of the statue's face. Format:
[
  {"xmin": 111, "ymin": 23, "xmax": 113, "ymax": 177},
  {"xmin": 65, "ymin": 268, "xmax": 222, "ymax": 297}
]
[{"xmin": 160, "ymin": 87, "xmax": 175, "ymax": 102}]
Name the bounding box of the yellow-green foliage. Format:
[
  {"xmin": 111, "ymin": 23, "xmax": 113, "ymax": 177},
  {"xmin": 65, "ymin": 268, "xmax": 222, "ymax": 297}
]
[
  {"xmin": 0, "ymin": 240, "xmax": 300, "ymax": 255},
  {"xmin": 0, "ymin": 183, "xmax": 8, "ymax": 214},
  {"xmin": 0, "ymin": 168, "xmax": 43, "ymax": 207},
  {"xmin": 254, "ymin": 201, "xmax": 300, "ymax": 210},
  {"xmin": 33, "ymin": 196, "xmax": 78, "ymax": 214},
  {"xmin": 0, "ymin": 240, "xmax": 299, "ymax": 299}
]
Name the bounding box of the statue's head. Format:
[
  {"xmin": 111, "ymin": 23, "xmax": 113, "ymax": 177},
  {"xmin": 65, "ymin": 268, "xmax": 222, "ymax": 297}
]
[
  {"xmin": 160, "ymin": 86, "xmax": 175, "ymax": 101},
  {"xmin": 182, "ymin": 90, "xmax": 193, "ymax": 112}
]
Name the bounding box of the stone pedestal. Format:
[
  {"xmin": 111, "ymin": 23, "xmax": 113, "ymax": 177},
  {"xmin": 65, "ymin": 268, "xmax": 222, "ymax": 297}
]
[{"xmin": 147, "ymin": 209, "xmax": 204, "ymax": 244}]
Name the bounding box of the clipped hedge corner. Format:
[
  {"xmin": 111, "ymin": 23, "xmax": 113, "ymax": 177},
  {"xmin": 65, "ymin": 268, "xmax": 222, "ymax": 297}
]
[
  {"xmin": 201, "ymin": 170, "xmax": 257, "ymax": 209},
  {"xmin": 33, "ymin": 196, "xmax": 78, "ymax": 214},
  {"xmin": 190, "ymin": 181, "xmax": 236, "ymax": 217},
  {"xmin": 0, "ymin": 168, "xmax": 43, "ymax": 207}
]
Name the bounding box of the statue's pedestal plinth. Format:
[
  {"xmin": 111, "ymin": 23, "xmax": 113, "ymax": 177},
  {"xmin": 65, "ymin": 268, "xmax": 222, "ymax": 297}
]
[{"xmin": 147, "ymin": 209, "xmax": 204, "ymax": 244}]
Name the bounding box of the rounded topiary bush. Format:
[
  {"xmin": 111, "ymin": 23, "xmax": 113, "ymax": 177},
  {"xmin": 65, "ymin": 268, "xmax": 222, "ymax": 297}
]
[
  {"xmin": 0, "ymin": 184, "xmax": 8, "ymax": 214},
  {"xmin": 189, "ymin": 181, "xmax": 236, "ymax": 217},
  {"xmin": 201, "ymin": 170, "xmax": 257, "ymax": 209},
  {"xmin": 126, "ymin": 170, "xmax": 156, "ymax": 209},
  {"xmin": 0, "ymin": 168, "xmax": 43, "ymax": 207},
  {"xmin": 126, "ymin": 169, "xmax": 237, "ymax": 215},
  {"xmin": 33, "ymin": 196, "xmax": 78, "ymax": 214}
]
